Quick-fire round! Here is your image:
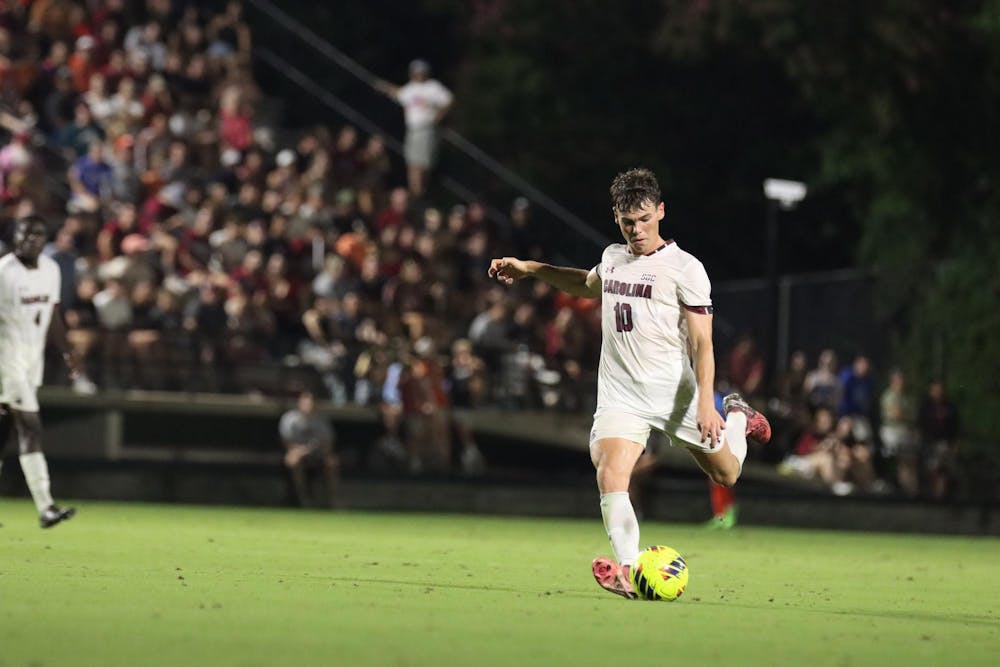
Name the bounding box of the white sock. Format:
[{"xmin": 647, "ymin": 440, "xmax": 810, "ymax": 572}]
[
  {"xmin": 19, "ymin": 452, "xmax": 54, "ymax": 514},
  {"xmin": 724, "ymin": 411, "xmax": 748, "ymax": 471},
  {"xmin": 600, "ymin": 492, "xmax": 640, "ymax": 566}
]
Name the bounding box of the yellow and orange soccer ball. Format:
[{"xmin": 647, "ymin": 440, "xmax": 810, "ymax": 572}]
[{"xmin": 630, "ymin": 545, "xmax": 689, "ymax": 601}]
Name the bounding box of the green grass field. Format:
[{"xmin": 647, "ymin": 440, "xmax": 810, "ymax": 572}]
[{"xmin": 1, "ymin": 499, "xmax": 998, "ymax": 667}]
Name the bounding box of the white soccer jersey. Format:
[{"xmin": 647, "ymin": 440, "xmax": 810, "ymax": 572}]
[
  {"xmin": 0, "ymin": 252, "xmax": 62, "ymax": 380},
  {"xmin": 397, "ymin": 80, "xmax": 453, "ymax": 129},
  {"xmin": 590, "ymin": 241, "xmax": 712, "ymax": 418}
]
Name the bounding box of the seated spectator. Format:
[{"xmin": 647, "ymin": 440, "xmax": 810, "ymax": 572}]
[
  {"xmin": 175, "ymin": 53, "xmax": 213, "ymax": 111},
  {"xmin": 184, "ymin": 284, "xmax": 231, "ymax": 391},
  {"xmin": 726, "ymin": 333, "xmax": 766, "ymax": 399},
  {"xmin": 97, "ymin": 201, "xmax": 145, "ymax": 263},
  {"xmin": 56, "ymin": 102, "xmax": 105, "ymax": 159},
  {"xmin": 68, "ymin": 35, "xmax": 96, "ymax": 93},
  {"xmin": 0, "ymin": 131, "xmax": 34, "ymax": 205},
  {"xmin": 224, "ymin": 282, "xmax": 274, "ymax": 364},
  {"xmin": 779, "ymin": 407, "xmax": 840, "ymax": 488},
  {"xmin": 127, "ymin": 279, "xmax": 165, "ymax": 388},
  {"xmin": 383, "ymin": 258, "xmax": 432, "ymax": 314},
  {"xmin": 208, "ymin": 0, "xmax": 252, "ymax": 58},
  {"xmin": 148, "ymin": 288, "xmax": 188, "ymax": 391},
  {"xmin": 42, "ymin": 221, "xmax": 80, "ymax": 306},
  {"xmin": 63, "ymin": 275, "xmax": 102, "ymax": 380},
  {"xmin": 448, "ymin": 338, "xmax": 487, "ymax": 476},
  {"xmin": 43, "ymin": 67, "xmax": 76, "ymax": 133},
  {"xmin": 176, "ymin": 16, "xmax": 208, "ymax": 62},
  {"xmin": 278, "ymin": 390, "xmax": 338, "ymax": 508},
  {"xmin": 134, "ymin": 112, "xmax": 172, "ymax": 175},
  {"xmin": 781, "ymin": 407, "xmax": 879, "ymax": 496},
  {"xmin": 400, "ymin": 337, "xmax": 451, "ymax": 474},
  {"xmin": 99, "ymin": 49, "xmax": 127, "ymax": 90},
  {"xmin": 919, "ymin": 380, "xmax": 959, "ymax": 500},
  {"xmin": 838, "ymin": 354, "xmax": 875, "ymax": 441},
  {"xmin": 331, "ymin": 124, "xmax": 360, "ymax": 187},
  {"xmin": 804, "ymin": 349, "xmax": 841, "ymax": 414},
  {"xmin": 312, "ymin": 255, "xmax": 357, "ymax": 300},
  {"xmin": 93, "ymin": 277, "xmax": 133, "ymax": 387},
  {"xmin": 773, "ymin": 349, "xmax": 810, "ymax": 454},
  {"xmin": 124, "ymin": 21, "xmax": 167, "ymax": 72},
  {"xmin": 374, "ymin": 187, "xmax": 410, "ymax": 233},
  {"xmin": 104, "ymin": 132, "xmax": 139, "ymax": 201},
  {"xmin": 833, "ymin": 415, "xmax": 878, "ymax": 495},
  {"xmin": 84, "ymin": 72, "xmax": 115, "ymax": 123},
  {"xmin": 879, "ymin": 368, "xmax": 918, "ymax": 497},
  {"xmin": 468, "ymin": 296, "xmax": 509, "ymax": 368},
  {"xmin": 777, "ymin": 350, "xmax": 809, "ymax": 409},
  {"xmin": 300, "ymin": 295, "xmax": 350, "ymax": 403},
  {"xmin": 218, "ymin": 86, "xmax": 253, "ymax": 152},
  {"xmin": 375, "ymin": 346, "xmax": 408, "ymax": 467},
  {"xmin": 356, "ymin": 135, "xmax": 390, "ymax": 216},
  {"xmin": 105, "ymin": 77, "xmax": 145, "ymax": 135},
  {"xmin": 68, "ymin": 140, "xmax": 113, "ymax": 212}
]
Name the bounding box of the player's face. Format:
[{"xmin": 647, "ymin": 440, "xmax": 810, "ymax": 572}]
[
  {"xmin": 614, "ymin": 200, "xmax": 664, "ymax": 255},
  {"xmin": 13, "ymin": 220, "xmax": 48, "ymax": 263}
]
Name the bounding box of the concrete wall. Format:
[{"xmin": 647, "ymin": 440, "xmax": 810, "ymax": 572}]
[{"xmin": 1, "ymin": 388, "xmax": 996, "ymax": 535}]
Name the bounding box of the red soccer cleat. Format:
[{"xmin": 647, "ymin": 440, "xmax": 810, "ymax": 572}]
[
  {"xmin": 592, "ymin": 557, "xmax": 638, "ymax": 600},
  {"xmin": 723, "ymin": 393, "xmax": 772, "ymax": 444}
]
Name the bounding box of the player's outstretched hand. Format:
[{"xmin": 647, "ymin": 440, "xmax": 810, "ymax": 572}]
[
  {"xmin": 697, "ymin": 404, "xmax": 726, "ymax": 447},
  {"xmin": 488, "ymin": 257, "xmax": 530, "ymax": 285}
]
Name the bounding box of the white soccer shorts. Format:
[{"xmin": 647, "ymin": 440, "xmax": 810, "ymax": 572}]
[
  {"xmin": 0, "ymin": 358, "xmax": 42, "ymax": 412},
  {"xmin": 590, "ymin": 408, "xmax": 723, "ymax": 454}
]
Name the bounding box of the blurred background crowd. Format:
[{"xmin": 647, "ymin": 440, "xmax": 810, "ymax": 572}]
[{"xmin": 0, "ymin": 0, "xmax": 963, "ymax": 499}]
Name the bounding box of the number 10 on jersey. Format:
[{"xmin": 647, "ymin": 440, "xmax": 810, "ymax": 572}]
[{"xmin": 613, "ymin": 302, "xmax": 633, "ymax": 332}]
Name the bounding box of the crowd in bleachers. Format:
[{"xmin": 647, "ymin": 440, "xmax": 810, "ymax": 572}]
[
  {"xmin": 0, "ymin": 1, "xmax": 961, "ymax": 493},
  {"xmin": 724, "ymin": 344, "xmax": 960, "ymax": 500},
  {"xmin": 0, "ymin": 0, "xmax": 607, "ymax": 476}
]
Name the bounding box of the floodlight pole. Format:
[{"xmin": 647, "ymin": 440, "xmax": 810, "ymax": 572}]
[
  {"xmin": 765, "ymin": 198, "xmax": 780, "ymax": 376},
  {"xmin": 763, "ymin": 179, "xmax": 806, "ymax": 377}
]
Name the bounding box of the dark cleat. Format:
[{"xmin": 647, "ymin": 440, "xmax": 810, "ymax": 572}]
[{"xmin": 40, "ymin": 505, "xmax": 76, "ymax": 529}]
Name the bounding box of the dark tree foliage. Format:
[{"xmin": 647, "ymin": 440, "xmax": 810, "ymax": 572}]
[{"xmin": 454, "ymin": 0, "xmax": 1000, "ymax": 463}]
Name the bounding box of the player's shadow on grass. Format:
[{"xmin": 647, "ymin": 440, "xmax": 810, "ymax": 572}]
[
  {"xmin": 328, "ymin": 578, "xmax": 1000, "ymax": 621},
  {"xmin": 695, "ymin": 600, "xmax": 998, "ymax": 627},
  {"xmin": 327, "ymin": 575, "xmax": 603, "ymax": 598}
]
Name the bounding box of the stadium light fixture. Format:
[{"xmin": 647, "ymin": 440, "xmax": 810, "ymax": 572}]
[{"xmin": 763, "ymin": 178, "xmax": 807, "ymax": 210}]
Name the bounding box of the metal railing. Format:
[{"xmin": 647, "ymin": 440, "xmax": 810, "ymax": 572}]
[
  {"xmin": 252, "ymin": 47, "xmax": 512, "ymax": 231},
  {"xmin": 244, "ymin": 0, "xmax": 612, "ymax": 252}
]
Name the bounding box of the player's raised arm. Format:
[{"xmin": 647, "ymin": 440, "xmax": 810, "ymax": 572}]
[
  {"xmin": 488, "ymin": 256, "xmax": 601, "ymax": 298},
  {"xmin": 373, "ymin": 79, "xmax": 400, "ymax": 101}
]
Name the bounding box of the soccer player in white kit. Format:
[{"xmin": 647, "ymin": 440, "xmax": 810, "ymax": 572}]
[
  {"xmin": 489, "ymin": 168, "xmax": 771, "ymax": 599},
  {"xmin": 0, "ymin": 216, "xmax": 82, "ymax": 528}
]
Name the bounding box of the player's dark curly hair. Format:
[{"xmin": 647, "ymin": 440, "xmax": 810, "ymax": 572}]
[{"xmin": 610, "ymin": 168, "xmax": 661, "ymax": 212}]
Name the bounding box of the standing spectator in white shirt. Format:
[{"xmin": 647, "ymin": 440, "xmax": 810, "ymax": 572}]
[{"xmin": 375, "ymin": 59, "xmax": 453, "ymax": 198}]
